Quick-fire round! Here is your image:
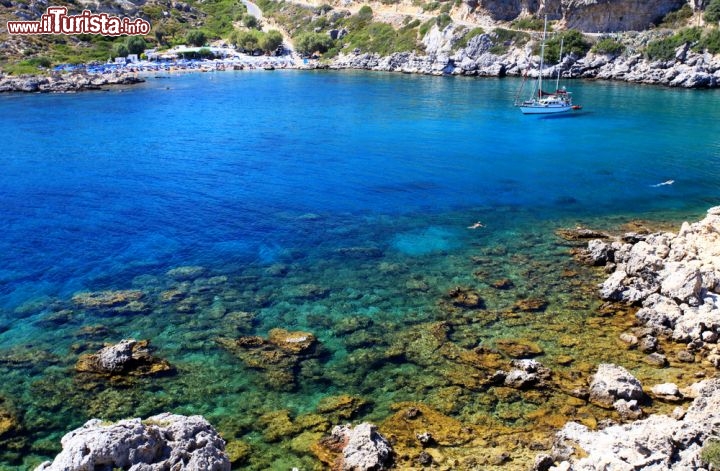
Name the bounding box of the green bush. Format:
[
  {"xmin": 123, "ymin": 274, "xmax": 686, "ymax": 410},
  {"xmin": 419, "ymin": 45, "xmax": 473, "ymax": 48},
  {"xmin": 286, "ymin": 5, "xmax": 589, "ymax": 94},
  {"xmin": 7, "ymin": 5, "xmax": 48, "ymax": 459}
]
[
  {"xmin": 645, "ymin": 27, "xmax": 701, "ymax": 60},
  {"xmin": 294, "ymin": 31, "xmax": 333, "ymax": 55},
  {"xmin": 436, "ymin": 13, "xmax": 452, "ymax": 30},
  {"xmin": 126, "ymin": 36, "xmax": 147, "ymax": 55},
  {"xmin": 541, "ymin": 29, "xmax": 590, "ymax": 62},
  {"xmin": 705, "ymin": 0, "xmax": 720, "ymax": 23},
  {"xmin": 260, "ymin": 30, "xmax": 284, "ymax": 52},
  {"xmin": 701, "ymin": 439, "xmax": 720, "ymax": 468},
  {"xmin": 490, "ymin": 28, "xmax": 530, "ymax": 54},
  {"xmin": 510, "ymin": 16, "xmax": 546, "ymax": 31},
  {"xmin": 697, "ymin": 28, "xmax": 720, "ymax": 53},
  {"xmin": 232, "ymin": 29, "xmax": 262, "ymax": 51},
  {"xmin": 591, "ymin": 37, "xmax": 625, "ymax": 55},
  {"xmin": 661, "ymin": 4, "xmax": 693, "ymax": 27},
  {"xmin": 197, "ymin": 47, "xmax": 215, "ymax": 58},
  {"xmin": 358, "ymin": 5, "xmax": 373, "ymax": 21},
  {"xmin": 186, "ymin": 30, "xmax": 207, "ymax": 47},
  {"xmin": 242, "ymin": 14, "xmax": 259, "ymax": 29},
  {"xmin": 114, "ymin": 43, "xmax": 129, "ymax": 58}
]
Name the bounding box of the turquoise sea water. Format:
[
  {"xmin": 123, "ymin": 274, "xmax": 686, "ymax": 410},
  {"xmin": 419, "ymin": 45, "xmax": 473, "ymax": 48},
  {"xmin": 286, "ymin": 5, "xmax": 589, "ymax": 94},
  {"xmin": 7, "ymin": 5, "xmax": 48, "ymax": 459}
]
[{"xmin": 1, "ymin": 71, "xmax": 719, "ymax": 469}]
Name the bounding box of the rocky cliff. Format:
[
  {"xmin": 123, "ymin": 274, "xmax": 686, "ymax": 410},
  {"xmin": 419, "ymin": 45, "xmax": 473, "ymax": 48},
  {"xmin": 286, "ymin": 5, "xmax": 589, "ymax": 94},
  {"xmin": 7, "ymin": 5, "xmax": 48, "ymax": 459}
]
[{"xmin": 468, "ymin": 0, "xmax": 688, "ymax": 32}]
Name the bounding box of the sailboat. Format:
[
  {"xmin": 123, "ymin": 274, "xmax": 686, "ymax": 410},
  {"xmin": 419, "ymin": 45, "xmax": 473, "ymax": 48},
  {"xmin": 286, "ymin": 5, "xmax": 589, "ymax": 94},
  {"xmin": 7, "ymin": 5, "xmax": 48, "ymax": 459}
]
[{"xmin": 515, "ymin": 17, "xmax": 580, "ymax": 114}]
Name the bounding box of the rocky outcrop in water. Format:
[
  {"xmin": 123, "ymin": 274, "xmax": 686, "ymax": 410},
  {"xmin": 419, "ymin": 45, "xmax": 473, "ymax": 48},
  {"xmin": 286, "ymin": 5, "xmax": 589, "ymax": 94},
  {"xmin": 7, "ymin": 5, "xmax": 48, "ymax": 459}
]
[
  {"xmin": 543, "ymin": 378, "xmax": 720, "ymax": 470},
  {"xmin": 34, "ymin": 413, "xmax": 230, "ymax": 471},
  {"xmin": 216, "ymin": 328, "xmax": 321, "ymax": 390},
  {"xmin": 75, "ymin": 339, "xmax": 173, "ymax": 377},
  {"xmin": 315, "ymin": 422, "xmax": 393, "ymax": 471},
  {"xmin": 588, "ymin": 207, "xmax": 720, "ymax": 352},
  {"xmin": 0, "ymin": 72, "xmax": 143, "ymax": 93}
]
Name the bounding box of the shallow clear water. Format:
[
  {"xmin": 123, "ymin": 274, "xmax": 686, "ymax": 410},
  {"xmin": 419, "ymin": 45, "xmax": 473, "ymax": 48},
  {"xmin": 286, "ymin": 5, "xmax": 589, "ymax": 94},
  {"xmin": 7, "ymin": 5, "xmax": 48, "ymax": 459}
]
[{"xmin": 0, "ymin": 71, "xmax": 719, "ymax": 469}]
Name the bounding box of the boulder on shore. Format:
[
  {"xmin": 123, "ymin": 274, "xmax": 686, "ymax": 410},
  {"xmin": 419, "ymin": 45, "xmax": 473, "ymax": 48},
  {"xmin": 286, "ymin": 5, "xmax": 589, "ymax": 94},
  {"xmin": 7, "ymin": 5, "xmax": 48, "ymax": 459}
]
[
  {"xmin": 34, "ymin": 413, "xmax": 230, "ymax": 471},
  {"xmin": 588, "ymin": 363, "xmax": 644, "ymax": 410},
  {"xmin": 548, "ymin": 378, "xmax": 720, "ymax": 470},
  {"xmin": 314, "ymin": 422, "xmax": 393, "ymax": 471}
]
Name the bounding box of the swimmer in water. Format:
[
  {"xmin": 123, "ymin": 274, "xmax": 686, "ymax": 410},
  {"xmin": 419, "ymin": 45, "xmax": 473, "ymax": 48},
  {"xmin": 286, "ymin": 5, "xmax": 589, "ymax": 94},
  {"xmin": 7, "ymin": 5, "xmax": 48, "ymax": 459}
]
[{"xmin": 468, "ymin": 221, "xmax": 484, "ymax": 229}]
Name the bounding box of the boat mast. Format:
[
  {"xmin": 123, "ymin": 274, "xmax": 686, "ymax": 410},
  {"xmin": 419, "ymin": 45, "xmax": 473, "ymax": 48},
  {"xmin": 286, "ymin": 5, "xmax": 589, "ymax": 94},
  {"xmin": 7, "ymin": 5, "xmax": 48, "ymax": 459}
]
[
  {"xmin": 556, "ymin": 37, "xmax": 564, "ymax": 91},
  {"xmin": 538, "ymin": 15, "xmax": 547, "ymax": 97}
]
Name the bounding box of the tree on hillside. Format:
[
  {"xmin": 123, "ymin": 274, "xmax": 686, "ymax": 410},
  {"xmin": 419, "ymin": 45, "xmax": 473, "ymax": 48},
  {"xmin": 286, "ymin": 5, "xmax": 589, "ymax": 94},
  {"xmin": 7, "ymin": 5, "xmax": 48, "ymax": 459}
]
[
  {"xmin": 233, "ymin": 30, "xmax": 262, "ymax": 52},
  {"xmin": 126, "ymin": 36, "xmax": 147, "ymax": 55},
  {"xmin": 242, "ymin": 14, "xmax": 260, "ymax": 29},
  {"xmin": 260, "ymin": 30, "xmax": 284, "ymax": 53},
  {"xmin": 186, "ymin": 30, "xmax": 207, "ymax": 47},
  {"xmin": 294, "ymin": 32, "xmax": 333, "ymax": 56},
  {"xmin": 114, "ymin": 43, "xmax": 129, "ymax": 58}
]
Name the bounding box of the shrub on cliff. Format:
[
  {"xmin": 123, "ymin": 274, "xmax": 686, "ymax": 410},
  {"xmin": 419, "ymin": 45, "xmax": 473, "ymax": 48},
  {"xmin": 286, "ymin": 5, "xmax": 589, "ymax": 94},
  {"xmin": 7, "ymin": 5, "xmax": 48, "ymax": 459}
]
[
  {"xmin": 701, "ymin": 439, "xmax": 720, "ymax": 468},
  {"xmin": 511, "ymin": 16, "xmax": 546, "ymax": 31},
  {"xmin": 645, "ymin": 27, "xmax": 701, "ymax": 60},
  {"xmin": 542, "ymin": 30, "xmax": 590, "ymax": 62},
  {"xmin": 591, "ymin": 37, "xmax": 626, "ymax": 56},
  {"xmin": 705, "ymin": 0, "xmax": 720, "ymax": 23},
  {"xmin": 454, "ymin": 27, "xmax": 485, "ymax": 50}
]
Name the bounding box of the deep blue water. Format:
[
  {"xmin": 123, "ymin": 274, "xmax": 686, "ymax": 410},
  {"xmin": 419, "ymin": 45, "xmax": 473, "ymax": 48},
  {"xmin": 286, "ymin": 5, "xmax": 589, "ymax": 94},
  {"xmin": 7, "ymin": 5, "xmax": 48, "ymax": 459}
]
[
  {"xmin": 2, "ymin": 70, "xmax": 720, "ymax": 470},
  {"xmin": 1, "ymin": 70, "xmax": 719, "ymax": 312}
]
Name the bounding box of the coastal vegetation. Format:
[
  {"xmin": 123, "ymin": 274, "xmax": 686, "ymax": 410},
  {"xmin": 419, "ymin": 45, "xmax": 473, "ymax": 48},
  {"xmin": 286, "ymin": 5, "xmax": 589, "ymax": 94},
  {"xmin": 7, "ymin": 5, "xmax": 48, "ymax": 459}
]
[
  {"xmin": 510, "ymin": 16, "xmax": 547, "ymax": 31},
  {"xmin": 591, "ymin": 37, "xmax": 626, "ymax": 56},
  {"xmin": 645, "ymin": 26, "xmax": 720, "ymax": 60},
  {"xmin": 701, "ymin": 438, "xmax": 720, "ymax": 468},
  {"xmin": 539, "ymin": 30, "xmax": 591, "ymax": 62},
  {"xmin": 453, "ymin": 27, "xmax": 485, "ymax": 50}
]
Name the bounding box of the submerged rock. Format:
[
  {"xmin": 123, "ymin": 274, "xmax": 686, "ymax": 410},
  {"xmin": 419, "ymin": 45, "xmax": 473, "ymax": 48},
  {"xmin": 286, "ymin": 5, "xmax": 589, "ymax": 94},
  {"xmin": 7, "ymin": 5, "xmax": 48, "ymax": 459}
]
[
  {"xmin": 216, "ymin": 329, "xmax": 320, "ymax": 391},
  {"xmin": 446, "ymin": 286, "xmax": 485, "ymax": 309},
  {"xmin": 75, "ymin": 339, "xmax": 173, "ymax": 377},
  {"xmin": 34, "ymin": 413, "xmax": 230, "ymax": 471},
  {"xmin": 71, "ymin": 290, "xmax": 147, "ymax": 313},
  {"xmin": 166, "ymin": 265, "xmax": 207, "ymax": 281}
]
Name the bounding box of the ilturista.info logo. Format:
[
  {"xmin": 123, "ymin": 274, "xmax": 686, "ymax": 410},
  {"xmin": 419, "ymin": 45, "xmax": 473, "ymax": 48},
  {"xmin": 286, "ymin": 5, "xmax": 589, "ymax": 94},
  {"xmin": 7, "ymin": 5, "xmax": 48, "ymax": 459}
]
[{"xmin": 7, "ymin": 7, "xmax": 151, "ymax": 35}]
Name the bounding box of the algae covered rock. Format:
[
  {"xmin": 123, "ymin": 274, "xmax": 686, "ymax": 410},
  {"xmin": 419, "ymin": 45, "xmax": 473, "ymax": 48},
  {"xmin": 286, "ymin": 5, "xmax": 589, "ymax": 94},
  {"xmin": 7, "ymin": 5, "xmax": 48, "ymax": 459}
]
[
  {"xmin": 71, "ymin": 290, "xmax": 147, "ymax": 313},
  {"xmin": 75, "ymin": 339, "xmax": 173, "ymax": 377},
  {"xmin": 34, "ymin": 413, "xmax": 230, "ymax": 471},
  {"xmin": 216, "ymin": 329, "xmax": 321, "ymax": 391},
  {"xmin": 166, "ymin": 265, "xmax": 207, "ymax": 281},
  {"xmin": 0, "ymin": 397, "xmax": 20, "ymax": 439},
  {"xmin": 446, "ymin": 286, "xmax": 485, "ymax": 309}
]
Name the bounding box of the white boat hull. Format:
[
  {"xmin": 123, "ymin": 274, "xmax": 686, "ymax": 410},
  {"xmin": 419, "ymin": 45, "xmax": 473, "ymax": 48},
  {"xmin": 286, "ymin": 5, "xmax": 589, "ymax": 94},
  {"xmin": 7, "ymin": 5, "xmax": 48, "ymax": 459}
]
[{"xmin": 519, "ymin": 104, "xmax": 573, "ymax": 114}]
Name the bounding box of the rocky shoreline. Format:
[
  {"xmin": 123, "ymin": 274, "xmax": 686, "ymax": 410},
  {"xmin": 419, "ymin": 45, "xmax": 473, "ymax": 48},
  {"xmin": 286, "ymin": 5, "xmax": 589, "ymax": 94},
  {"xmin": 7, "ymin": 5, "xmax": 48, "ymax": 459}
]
[
  {"xmin": 535, "ymin": 206, "xmax": 720, "ymax": 469},
  {"xmin": 326, "ymin": 27, "xmax": 720, "ymax": 89},
  {"xmin": 0, "ymin": 71, "xmax": 144, "ymax": 93}
]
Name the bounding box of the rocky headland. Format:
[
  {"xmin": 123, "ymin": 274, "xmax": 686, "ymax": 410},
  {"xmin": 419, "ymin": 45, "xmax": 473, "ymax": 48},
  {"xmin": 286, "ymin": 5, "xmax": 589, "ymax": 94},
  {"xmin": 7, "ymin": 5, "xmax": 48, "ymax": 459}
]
[{"xmin": 0, "ymin": 71, "xmax": 144, "ymax": 93}]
